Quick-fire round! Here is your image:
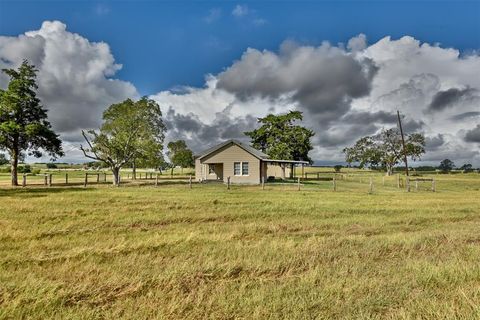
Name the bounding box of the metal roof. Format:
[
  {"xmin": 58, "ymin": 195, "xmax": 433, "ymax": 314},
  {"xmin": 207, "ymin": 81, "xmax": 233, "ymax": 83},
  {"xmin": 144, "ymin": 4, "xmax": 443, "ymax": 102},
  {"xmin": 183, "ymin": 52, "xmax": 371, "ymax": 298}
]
[
  {"xmin": 196, "ymin": 139, "xmax": 269, "ymax": 160},
  {"xmin": 196, "ymin": 139, "xmax": 309, "ymax": 164}
]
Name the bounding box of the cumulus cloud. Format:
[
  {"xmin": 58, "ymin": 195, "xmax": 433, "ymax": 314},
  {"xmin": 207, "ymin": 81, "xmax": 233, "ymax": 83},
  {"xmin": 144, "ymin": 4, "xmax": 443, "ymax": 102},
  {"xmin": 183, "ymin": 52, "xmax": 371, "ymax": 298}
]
[
  {"xmin": 0, "ymin": 21, "xmax": 138, "ymax": 146},
  {"xmin": 1, "ymin": 21, "xmax": 479, "ymax": 165},
  {"xmin": 217, "ymin": 40, "xmax": 377, "ymax": 127}
]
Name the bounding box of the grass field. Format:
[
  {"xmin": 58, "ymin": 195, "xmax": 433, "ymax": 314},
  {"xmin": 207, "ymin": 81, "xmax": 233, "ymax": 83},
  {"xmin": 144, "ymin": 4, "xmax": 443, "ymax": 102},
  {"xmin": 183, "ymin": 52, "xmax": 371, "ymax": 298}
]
[{"xmin": 1, "ymin": 171, "xmax": 479, "ymax": 319}]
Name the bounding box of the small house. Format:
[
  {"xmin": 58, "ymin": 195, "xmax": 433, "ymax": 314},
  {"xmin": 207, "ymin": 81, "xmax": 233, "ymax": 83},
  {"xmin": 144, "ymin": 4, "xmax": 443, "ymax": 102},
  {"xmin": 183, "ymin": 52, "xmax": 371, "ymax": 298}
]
[{"xmin": 194, "ymin": 140, "xmax": 309, "ymax": 184}]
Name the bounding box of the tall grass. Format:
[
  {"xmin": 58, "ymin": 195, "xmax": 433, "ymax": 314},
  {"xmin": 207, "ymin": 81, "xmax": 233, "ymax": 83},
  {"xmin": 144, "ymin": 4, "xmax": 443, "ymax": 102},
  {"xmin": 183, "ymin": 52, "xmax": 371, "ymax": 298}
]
[{"xmin": 0, "ymin": 174, "xmax": 479, "ymax": 319}]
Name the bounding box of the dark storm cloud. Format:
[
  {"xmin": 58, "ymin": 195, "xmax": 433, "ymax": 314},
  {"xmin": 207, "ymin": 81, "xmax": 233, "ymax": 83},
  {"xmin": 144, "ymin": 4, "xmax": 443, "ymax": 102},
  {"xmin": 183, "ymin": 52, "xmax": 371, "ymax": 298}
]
[
  {"xmin": 465, "ymin": 125, "xmax": 480, "ymax": 143},
  {"xmin": 449, "ymin": 111, "xmax": 480, "ymax": 121},
  {"xmin": 165, "ymin": 106, "xmax": 257, "ymax": 153},
  {"xmin": 216, "ymin": 41, "xmax": 377, "ymax": 127},
  {"xmin": 428, "ymin": 87, "xmax": 479, "ymax": 112},
  {"xmin": 315, "ymin": 123, "xmax": 379, "ymax": 147},
  {"xmin": 340, "ymin": 110, "xmax": 397, "ymax": 124},
  {"xmin": 425, "ymin": 134, "xmax": 445, "ymax": 151}
]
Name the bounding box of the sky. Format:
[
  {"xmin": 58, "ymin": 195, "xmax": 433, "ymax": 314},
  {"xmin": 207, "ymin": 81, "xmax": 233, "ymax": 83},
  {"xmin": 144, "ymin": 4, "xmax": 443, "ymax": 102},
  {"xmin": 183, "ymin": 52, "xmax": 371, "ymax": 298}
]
[{"xmin": 0, "ymin": 0, "xmax": 479, "ymax": 166}]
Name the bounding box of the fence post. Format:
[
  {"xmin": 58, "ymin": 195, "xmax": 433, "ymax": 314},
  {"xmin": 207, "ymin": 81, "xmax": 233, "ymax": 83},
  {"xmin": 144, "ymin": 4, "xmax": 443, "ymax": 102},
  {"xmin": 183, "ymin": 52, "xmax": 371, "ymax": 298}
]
[
  {"xmin": 84, "ymin": 173, "xmax": 88, "ymax": 187},
  {"xmin": 227, "ymin": 176, "xmax": 230, "ymax": 190},
  {"xmin": 96, "ymin": 173, "xmax": 100, "ymax": 183},
  {"xmin": 317, "ymin": 173, "xmax": 320, "ymax": 180},
  {"xmin": 397, "ymin": 174, "xmax": 400, "ymax": 188},
  {"xmin": 128, "ymin": 173, "xmax": 130, "ymax": 179},
  {"xmin": 44, "ymin": 174, "xmax": 48, "ymax": 186},
  {"xmin": 65, "ymin": 173, "xmax": 68, "ymax": 185},
  {"xmin": 297, "ymin": 177, "xmax": 300, "ymax": 191},
  {"xmin": 406, "ymin": 177, "xmax": 410, "ymax": 192},
  {"xmin": 415, "ymin": 180, "xmax": 418, "ymax": 192},
  {"xmin": 432, "ymin": 179, "xmax": 436, "ymax": 192},
  {"xmin": 48, "ymin": 174, "xmax": 52, "ymax": 187},
  {"xmin": 333, "ymin": 175, "xmax": 337, "ymax": 192},
  {"xmin": 369, "ymin": 177, "xmax": 373, "ymax": 193},
  {"xmin": 189, "ymin": 175, "xmax": 192, "ymax": 189},
  {"xmin": 22, "ymin": 174, "xmax": 26, "ymax": 187}
]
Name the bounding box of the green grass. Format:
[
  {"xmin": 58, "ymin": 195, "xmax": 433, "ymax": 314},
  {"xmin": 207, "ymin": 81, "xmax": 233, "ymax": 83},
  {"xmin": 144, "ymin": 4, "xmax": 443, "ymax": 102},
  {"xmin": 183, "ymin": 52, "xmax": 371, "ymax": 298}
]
[{"xmin": 0, "ymin": 174, "xmax": 479, "ymax": 319}]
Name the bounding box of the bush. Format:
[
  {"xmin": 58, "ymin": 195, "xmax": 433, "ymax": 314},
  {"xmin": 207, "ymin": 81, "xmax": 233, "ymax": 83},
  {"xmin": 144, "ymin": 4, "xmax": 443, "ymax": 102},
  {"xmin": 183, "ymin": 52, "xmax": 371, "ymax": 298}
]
[
  {"xmin": 0, "ymin": 167, "xmax": 10, "ymax": 173},
  {"xmin": 17, "ymin": 165, "xmax": 31, "ymax": 173},
  {"xmin": 46, "ymin": 163, "xmax": 57, "ymax": 169},
  {"xmin": 31, "ymin": 169, "xmax": 41, "ymax": 175},
  {"xmin": 334, "ymin": 165, "xmax": 343, "ymax": 172}
]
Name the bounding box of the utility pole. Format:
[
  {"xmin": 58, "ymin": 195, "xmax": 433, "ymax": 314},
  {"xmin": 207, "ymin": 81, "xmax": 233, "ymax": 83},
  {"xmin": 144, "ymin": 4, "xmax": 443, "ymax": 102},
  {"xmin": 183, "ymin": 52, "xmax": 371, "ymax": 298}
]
[{"xmin": 397, "ymin": 110, "xmax": 409, "ymax": 177}]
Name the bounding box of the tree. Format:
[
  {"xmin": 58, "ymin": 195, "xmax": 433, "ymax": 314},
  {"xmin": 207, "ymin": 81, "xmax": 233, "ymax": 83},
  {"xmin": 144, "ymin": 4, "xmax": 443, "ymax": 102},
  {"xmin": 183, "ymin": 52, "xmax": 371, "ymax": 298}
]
[
  {"xmin": 459, "ymin": 163, "xmax": 473, "ymax": 173},
  {"xmin": 0, "ymin": 60, "xmax": 63, "ymax": 186},
  {"xmin": 167, "ymin": 140, "xmax": 194, "ymax": 174},
  {"xmin": 343, "ymin": 128, "xmax": 425, "ymax": 175},
  {"xmin": 245, "ymin": 111, "xmax": 314, "ymax": 179},
  {"xmin": 80, "ymin": 97, "xmax": 166, "ymax": 186},
  {"xmin": 120, "ymin": 98, "xmax": 166, "ymax": 179},
  {"xmin": 439, "ymin": 159, "xmax": 455, "ymax": 173},
  {"xmin": 0, "ymin": 153, "xmax": 8, "ymax": 166},
  {"xmin": 245, "ymin": 111, "xmax": 314, "ymax": 163}
]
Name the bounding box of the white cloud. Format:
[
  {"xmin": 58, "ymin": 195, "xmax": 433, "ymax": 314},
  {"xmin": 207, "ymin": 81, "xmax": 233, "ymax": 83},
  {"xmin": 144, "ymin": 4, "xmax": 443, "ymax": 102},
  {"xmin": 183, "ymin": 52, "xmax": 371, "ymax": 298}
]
[
  {"xmin": 232, "ymin": 5, "xmax": 249, "ymax": 17},
  {"xmin": 0, "ymin": 20, "xmax": 138, "ymax": 162},
  {"xmin": 152, "ymin": 35, "xmax": 480, "ymax": 166},
  {"xmin": 1, "ymin": 21, "xmax": 478, "ymax": 165}
]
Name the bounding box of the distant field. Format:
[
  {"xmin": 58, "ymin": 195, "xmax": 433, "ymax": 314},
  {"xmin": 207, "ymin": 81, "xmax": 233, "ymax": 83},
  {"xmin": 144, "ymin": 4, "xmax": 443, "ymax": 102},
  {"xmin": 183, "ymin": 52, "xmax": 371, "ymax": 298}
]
[{"xmin": 0, "ymin": 172, "xmax": 479, "ymax": 319}]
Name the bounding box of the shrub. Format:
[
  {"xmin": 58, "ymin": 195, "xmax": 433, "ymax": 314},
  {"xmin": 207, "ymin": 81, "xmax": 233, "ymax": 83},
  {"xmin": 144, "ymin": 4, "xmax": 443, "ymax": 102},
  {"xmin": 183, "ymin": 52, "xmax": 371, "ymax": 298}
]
[
  {"xmin": 334, "ymin": 165, "xmax": 343, "ymax": 172},
  {"xmin": 31, "ymin": 169, "xmax": 41, "ymax": 175},
  {"xmin": 17, "ymin": 165, "xmax": 31, "ymax": 173},
  {"xmin": 46, "ymin": 163, "xmax": 58, "ymax": 169},
  {"xmin": 0, "ymin": 167, "xmax": 10, "ymax": 173}
]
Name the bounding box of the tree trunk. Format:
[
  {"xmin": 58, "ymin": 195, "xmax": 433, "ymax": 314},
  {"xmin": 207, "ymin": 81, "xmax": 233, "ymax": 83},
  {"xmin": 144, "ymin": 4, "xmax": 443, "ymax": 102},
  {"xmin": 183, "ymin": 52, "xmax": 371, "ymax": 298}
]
[
  {"xmin": 10, "ymin": 148, "xmax": 18, "ymax": 186},
  {"xmin": 112, "ymin": 167, "xmax": 120, "ymax": 186},
  {"xmin": 386, "ymin": 165, "xmax": 393, "ymax": 176},
  {"xmin": 132, "ymin": 159, "xmax": 136, "ymax": 180}
]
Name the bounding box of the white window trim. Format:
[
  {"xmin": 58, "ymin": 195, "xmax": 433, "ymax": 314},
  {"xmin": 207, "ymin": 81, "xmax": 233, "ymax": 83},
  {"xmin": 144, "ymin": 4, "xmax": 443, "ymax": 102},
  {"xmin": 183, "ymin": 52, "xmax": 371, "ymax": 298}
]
[{"xmin": 234, "ymin": 161, "xmax": 249, "ymax": 176}]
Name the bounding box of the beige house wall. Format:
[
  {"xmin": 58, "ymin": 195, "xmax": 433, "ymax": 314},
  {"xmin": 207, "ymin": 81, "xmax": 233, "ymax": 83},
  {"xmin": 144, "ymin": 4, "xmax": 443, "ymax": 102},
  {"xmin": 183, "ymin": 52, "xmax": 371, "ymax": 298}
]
[
  {"xmin": 265, "ymin": 163, "xmax": 292, "ymax": 179},
  {"xmin": 198, "ymin": 144, "xmax": 261, "ymax": 184},
  {"xmin": 195, "ymin": 143, "xmax": 302, "ymax": 184}
]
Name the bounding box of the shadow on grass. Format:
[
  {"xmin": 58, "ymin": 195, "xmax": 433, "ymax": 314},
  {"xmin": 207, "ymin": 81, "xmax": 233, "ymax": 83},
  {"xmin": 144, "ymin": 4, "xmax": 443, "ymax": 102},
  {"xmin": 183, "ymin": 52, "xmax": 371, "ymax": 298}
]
[{"xmin": 0, "ymin": 187, "xmax": 90, "ymax": 198}]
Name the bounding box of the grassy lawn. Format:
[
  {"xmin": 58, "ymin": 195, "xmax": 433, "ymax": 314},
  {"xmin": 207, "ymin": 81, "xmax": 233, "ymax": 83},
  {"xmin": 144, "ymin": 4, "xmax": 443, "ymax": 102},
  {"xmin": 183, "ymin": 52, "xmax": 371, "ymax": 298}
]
[{"xmin": 0, "ymin": 174, "xmax": 479, "ymax": 319}]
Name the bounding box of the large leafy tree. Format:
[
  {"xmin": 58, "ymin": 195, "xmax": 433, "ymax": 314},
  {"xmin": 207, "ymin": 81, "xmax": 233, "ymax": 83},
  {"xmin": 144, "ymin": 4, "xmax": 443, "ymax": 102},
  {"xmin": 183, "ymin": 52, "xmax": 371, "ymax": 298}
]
[
  {"xmin": 245, "ymin": 111, "xmax": 315, "ymax": 163},
  {"xmin": 80, "ymin": 97, "xmax": 166, "ymax": 186},
  {"xmin": 343, "ymin": 128, "xmax": 425, "ymax": 175},
  {"xmin": 167, "ymin": 140, "xmax": 194, "ymax": 174},
  {"xmin": 439, "ymin": 159, "xmax": 455, "ymax": 173},
  {"xmin": 0, "ymin": 60, "xmax": 63, "ymax": 186}
]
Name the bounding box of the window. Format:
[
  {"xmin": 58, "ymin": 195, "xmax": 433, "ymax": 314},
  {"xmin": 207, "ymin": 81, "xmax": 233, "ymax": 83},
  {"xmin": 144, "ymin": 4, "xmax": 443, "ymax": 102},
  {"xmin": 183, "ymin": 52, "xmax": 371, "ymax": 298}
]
[
  {"xmin": 234, "ymin": 162, "xmax": 241, "ymax": 175},
  {"xmin": 208, "ymin": 164, "xmax": 216, "ymax": 174},
  {"xmin": 242, "ymin": 162, "xmax": 249, "ymax": 175}
]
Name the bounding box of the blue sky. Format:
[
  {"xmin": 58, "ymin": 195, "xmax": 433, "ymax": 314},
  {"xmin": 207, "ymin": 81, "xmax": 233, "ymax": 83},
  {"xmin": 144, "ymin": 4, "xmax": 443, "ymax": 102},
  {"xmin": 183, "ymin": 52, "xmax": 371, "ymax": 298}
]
[{"xmin": 1, "ymin": 0, "xmax": 479, "ymax": 95}]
